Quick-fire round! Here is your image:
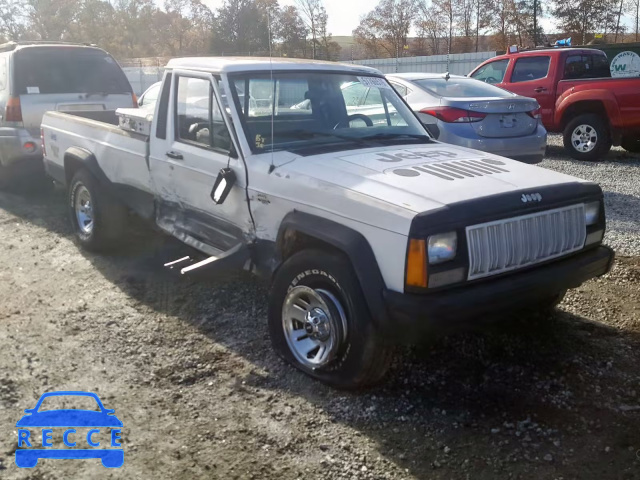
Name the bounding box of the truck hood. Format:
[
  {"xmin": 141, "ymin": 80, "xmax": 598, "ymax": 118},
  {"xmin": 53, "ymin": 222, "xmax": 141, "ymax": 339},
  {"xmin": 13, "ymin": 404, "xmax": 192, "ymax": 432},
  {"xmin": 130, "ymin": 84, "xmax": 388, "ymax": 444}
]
[{"xmin": 283, "ymin": 142, "xmax": 584, "ymax": 213}]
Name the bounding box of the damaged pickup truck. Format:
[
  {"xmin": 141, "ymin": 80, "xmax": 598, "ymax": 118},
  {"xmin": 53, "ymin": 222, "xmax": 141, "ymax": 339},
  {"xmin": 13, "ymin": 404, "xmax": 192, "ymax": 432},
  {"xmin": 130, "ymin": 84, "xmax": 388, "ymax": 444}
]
[{"xmin": 41, "ymin": 58, "xmax": 614, "ymax": 388}]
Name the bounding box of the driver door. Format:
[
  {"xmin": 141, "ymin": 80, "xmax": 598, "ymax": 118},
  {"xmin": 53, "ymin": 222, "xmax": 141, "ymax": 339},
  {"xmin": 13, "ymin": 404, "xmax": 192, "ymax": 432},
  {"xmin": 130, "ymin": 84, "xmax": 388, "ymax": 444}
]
[{"xmin": 162, "ymin": 70, "xmax": 251, "ymax": 253}]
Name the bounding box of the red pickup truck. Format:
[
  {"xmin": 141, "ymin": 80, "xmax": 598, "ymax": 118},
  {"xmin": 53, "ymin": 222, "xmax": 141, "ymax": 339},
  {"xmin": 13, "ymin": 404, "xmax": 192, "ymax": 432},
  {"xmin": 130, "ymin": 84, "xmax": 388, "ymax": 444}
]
[{"xmin": 469, "ymin": 48, "xmax": 640, "ymax": 160}]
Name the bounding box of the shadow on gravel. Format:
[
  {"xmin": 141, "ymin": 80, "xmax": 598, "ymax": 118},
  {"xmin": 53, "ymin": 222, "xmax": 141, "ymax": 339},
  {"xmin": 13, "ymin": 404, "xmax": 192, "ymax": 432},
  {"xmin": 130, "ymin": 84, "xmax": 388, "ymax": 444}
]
[
  {"xmin": 545, "ymin": 144, "xmax": 640, "ymax": 164},
  {"xmin": 2, "ymin": 186, "xmax": 640, "ymax": 479}
]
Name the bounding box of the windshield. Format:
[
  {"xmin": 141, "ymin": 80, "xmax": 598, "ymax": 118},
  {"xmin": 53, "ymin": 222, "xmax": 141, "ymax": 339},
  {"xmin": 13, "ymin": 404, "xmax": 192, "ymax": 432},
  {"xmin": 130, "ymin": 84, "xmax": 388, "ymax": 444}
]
[
  {"xmin": 414, "ymin": 78, "xmax": 515, "ymax": 98},
  {"xmin": 228, "ymin": 72, "xmax": 430, "ymax": 153}
]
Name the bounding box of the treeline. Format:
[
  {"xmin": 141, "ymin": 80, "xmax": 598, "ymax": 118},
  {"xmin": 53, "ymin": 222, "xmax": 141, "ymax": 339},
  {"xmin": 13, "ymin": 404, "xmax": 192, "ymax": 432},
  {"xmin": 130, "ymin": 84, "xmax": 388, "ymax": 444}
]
[
  {"xmin": 354, "ymin": 0, "xmax": 639, "ymax": 59},
  {"xmin": 0, "ymin": 0, "xmax": 638, "ymax": 61},
  {"xmin": 0, "ymin": 0, "xmax": 340, "ymax": 60}
]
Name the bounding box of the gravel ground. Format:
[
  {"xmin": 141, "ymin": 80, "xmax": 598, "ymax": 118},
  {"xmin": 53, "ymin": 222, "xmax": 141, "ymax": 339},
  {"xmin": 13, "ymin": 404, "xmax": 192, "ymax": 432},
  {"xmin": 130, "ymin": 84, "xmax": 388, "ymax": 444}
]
[
  {"xmin": 0, "ymin": 146, "xmax": 639, "ymax": 480},
  {"xmin": 542, "ymin": 135, "xmax": 640, "ymax": 256}
]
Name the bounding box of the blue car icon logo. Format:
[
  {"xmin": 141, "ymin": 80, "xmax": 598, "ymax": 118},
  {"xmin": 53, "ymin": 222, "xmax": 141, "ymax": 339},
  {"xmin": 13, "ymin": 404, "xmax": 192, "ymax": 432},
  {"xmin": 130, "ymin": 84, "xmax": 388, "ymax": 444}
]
[{"xmin": 15, "ymin": 391, "xmax": 123, "ymax": 468}]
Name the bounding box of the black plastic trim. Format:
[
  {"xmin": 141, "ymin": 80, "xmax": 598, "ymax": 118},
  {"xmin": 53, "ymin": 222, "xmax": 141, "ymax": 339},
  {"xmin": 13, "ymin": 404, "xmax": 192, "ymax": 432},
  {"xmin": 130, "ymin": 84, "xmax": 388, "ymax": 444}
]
[
  {"xmin": 406, "ymin": 181, "xmax": 606, "ymax": 293},
  {"xmin": 385, "ymin": 245, "xmax": 614, "ymax": 342},
  {"xmin": 275, "ymin": 211, "xmax": 388, "ymax": 327}
]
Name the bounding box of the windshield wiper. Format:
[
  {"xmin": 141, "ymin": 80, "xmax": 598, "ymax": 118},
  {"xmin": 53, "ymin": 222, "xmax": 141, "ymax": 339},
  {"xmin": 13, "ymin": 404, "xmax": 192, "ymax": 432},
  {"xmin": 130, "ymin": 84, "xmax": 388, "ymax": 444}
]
[{"xmin": 361, "ymin": 133, "xmax": 433, "ymax": 142}]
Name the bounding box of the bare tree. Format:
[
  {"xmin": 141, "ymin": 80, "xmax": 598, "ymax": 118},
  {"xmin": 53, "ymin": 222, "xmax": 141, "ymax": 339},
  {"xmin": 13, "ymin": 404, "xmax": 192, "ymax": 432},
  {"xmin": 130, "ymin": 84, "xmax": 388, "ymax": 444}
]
[
  {"xmin": 0, "ymin": 0, "xmax": 28, "ymax": 41},
  {"xmin": 354, "ymin": 0, "xmax": 418, "ymax": 58},
  {"xmin": 629, "ymin": 0, "xmax": 640, "ymax": 40},
  {"xmin": 415, "ymin": 0, "xmax": 447, "ymax": 54},
  {"xmin": 295, "ymin": 0, "xmax": 322, "ymax": 58}
]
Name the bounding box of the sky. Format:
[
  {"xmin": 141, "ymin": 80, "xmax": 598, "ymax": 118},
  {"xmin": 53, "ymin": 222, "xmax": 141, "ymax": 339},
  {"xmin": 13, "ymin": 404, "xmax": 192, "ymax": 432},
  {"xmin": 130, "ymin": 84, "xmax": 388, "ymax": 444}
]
[{"xmin": 203, "ymin": 0, "xmax": 635, "ymax": 38}]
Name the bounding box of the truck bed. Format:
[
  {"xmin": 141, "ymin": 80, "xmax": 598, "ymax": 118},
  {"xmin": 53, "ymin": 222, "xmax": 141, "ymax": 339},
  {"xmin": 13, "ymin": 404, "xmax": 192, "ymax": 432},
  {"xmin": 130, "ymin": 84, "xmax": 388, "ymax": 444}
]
[{"xmin": 42, "ymin": 110, "xmax": 153, "ymax": 196}]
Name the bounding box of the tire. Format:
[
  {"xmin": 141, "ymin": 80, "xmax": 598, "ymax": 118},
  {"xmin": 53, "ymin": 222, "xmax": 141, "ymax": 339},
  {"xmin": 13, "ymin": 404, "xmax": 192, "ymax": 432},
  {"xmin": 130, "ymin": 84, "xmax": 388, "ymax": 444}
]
[
  {"xmin": 268, "ymin": 249, "xmax": 393, "ymax": 389},
  {"xmin": 563, "ymin": 114, "xmax": 611, "ymax": 161},
  {"xmin": 621, "ymin": 136, "xmax": 640, "ymax": 153},
  {"xmin": 68, "ymin": 169, "xmax": 127, "ymax": 251}
]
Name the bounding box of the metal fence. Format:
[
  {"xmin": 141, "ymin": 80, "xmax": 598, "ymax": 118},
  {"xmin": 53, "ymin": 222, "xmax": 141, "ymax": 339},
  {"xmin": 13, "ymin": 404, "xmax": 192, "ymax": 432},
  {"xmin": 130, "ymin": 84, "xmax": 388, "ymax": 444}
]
[
  {"xmin": 123, "ymin": 66, "xmax": 165, "ymax": 96},
  {"xmin": 122, "ymin": 51, "xmax": 497, "ymax": 95},
  {"xmin": 351, "ymin": 51, "xmax": 496, "ymax": 75}
]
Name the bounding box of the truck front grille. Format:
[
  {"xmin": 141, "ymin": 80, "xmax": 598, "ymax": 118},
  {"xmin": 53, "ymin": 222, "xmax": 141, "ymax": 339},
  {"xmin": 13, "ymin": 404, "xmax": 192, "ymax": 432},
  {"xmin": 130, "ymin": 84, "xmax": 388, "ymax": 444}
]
[{"xmin": 466, "ymin": 204, "xmax": 586, "ymax": 280}]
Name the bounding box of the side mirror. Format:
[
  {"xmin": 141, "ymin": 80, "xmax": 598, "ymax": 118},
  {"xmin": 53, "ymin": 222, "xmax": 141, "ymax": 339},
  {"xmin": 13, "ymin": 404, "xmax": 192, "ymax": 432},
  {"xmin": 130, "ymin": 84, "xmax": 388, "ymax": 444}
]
[
  {"xmin": 138, "ymin": 97, "xmax": 144, "ymax": 107},
  {"xmin": 211, "ymin": 168, "xmax": 236, "ymax": 205}
]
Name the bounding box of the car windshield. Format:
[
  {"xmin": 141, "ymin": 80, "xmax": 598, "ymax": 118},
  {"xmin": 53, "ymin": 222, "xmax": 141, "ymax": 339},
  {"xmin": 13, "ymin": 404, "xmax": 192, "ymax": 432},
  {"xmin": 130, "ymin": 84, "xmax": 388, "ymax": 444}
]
[
  {"xmin": 37, "ymin": 395, "xmax": 101, "ymax": 412},
  {"xmin": 414, "ymin": 78, "xmax": 514, "ymax": 98},
  {"xmin": 228, "ymin": 72, "xmax": 430, "ymax": 153}
]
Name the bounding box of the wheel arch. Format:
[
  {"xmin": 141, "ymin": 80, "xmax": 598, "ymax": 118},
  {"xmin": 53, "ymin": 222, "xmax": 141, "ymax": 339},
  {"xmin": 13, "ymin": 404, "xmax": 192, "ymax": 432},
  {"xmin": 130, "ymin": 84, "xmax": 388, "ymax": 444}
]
[
  {"xmin": 556, "ymin": 93, "xmax": 621, "ymax": 142},
  {"xmin": 274, "ymin": 211, "xmax": 389, "ymax": 327},
  {"xmin": 63, "ymin": 147, "xmax": 110, "ymax": 187}
]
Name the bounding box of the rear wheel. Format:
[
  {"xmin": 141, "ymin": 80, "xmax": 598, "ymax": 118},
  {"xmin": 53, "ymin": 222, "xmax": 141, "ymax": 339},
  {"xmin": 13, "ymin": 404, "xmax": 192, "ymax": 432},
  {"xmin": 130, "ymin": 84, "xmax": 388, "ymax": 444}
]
[
  {"xmin": 68, "ymin": 169, "xmax": 127, "ymax": 251},
  {"xmin": 268, "ymin": 249, "xmax": 393, "ymax": 389},
  {"xmin": 563, "ymin": 114, "xmax": 611, "ymax": 161},
  {"xmin": 621, "ymin": 136, "xmax": 640, "ymax": 153}
]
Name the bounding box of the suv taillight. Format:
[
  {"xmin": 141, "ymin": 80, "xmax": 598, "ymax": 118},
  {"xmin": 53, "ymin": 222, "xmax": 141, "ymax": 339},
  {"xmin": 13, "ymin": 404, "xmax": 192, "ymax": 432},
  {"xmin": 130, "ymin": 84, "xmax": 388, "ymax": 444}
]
[
  {"xmin": 5, "ymin": 96, "xmax": 22, "ymax": 122},
  {"xmin": 132, "ymin": 92, "xmax": 138, "ymax": 108},
  {"xmin": 420, "ymin": 106, "xmax": 486, "ymax": 123},
  {"xmin": 41, "ymin": 127, "xmax": 46, "ymax": 157}
]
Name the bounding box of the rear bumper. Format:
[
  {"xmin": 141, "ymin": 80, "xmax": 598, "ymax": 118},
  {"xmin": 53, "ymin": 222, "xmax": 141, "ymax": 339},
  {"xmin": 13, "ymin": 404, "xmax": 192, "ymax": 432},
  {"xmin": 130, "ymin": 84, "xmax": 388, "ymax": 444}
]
[
  {"xmin": 383, "ymin": 245, "xmax": 614, "ymax": 341},
  {"xmin": 0, "ymin": 127, "xmax": 42, "ymax": 168},
  {"xmin": 437, "ymin": 124, "xmax": 547, "ymax": 164}
]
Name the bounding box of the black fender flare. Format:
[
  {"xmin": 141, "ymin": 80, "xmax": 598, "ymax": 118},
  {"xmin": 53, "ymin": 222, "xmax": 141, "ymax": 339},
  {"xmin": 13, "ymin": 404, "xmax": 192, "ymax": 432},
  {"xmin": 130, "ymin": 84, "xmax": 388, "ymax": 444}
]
[
  {"xmin": 275, "ymin": 211, "xmax": 390, "ymax": 327},
  {"xmin": 63, "ymin": 147, "xmax": 111, "ymax": 187}
]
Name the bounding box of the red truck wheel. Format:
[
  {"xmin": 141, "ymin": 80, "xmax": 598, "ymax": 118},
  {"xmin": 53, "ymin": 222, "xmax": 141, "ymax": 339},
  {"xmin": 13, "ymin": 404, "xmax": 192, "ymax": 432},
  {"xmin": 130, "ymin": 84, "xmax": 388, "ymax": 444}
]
[{"xmin": 563, "ymin": 114, "xmax": 611, "ymax": 161}]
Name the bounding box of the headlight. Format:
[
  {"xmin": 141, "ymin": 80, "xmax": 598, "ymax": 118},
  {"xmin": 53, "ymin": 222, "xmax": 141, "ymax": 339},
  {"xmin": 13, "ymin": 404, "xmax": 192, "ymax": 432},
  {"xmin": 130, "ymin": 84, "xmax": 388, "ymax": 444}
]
[
  {"xmin": 428, "ymin": 232, "xmax": 457, "ymax": 264},
  {"xmin": 584, "ymin": 201, "xmax": 600, "ymax": 226}
]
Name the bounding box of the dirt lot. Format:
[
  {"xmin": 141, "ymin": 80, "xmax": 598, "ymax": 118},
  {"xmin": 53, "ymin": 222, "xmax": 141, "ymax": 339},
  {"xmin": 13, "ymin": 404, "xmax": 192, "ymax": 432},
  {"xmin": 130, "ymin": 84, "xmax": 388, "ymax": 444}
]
[{"xmin": 0, "ymin": 182, "xmax": 639, "ymax": 479}]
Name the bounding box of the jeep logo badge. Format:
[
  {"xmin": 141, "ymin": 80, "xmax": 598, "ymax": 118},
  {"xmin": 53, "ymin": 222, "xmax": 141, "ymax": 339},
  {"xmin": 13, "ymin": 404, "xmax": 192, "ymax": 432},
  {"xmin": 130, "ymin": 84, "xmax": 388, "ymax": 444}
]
[{"xmin": 521, "ymin": 193, "xmax": 542, "ymax": 203}]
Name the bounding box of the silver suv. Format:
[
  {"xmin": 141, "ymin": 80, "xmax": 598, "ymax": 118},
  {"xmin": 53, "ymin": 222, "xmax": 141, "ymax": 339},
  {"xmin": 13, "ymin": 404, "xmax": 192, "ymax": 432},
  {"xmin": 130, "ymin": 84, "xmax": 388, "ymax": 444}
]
[{"xmin": 0, "ymin": 42, "xmax": 136, "ymax": 187}]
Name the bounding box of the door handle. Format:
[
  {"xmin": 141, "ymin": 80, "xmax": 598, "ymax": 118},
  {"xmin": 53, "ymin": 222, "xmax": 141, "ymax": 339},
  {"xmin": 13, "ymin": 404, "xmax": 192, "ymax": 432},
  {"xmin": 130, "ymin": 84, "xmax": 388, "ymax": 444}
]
[
  {"xmin": 166, "ymin": 151, "xmax": 183, "ymax": 160},
  {"xmin": 534, "ymin": 87, "xmax": 547, "ymax": 93}
]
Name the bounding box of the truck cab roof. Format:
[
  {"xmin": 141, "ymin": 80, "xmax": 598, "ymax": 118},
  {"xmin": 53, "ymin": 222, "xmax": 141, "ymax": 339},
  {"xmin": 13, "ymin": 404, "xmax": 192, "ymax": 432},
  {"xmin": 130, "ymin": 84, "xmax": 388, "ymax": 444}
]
[{"xmin": 166, "ymin": 57, "xmax": 382, "ymax": 75}]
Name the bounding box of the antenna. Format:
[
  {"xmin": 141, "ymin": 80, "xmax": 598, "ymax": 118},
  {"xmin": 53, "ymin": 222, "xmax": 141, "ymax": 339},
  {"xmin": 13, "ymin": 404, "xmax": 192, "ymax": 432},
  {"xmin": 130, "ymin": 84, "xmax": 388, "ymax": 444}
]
[{"xmin": 268, "ymin": 7, "xmax": 276, "ymax": 174}]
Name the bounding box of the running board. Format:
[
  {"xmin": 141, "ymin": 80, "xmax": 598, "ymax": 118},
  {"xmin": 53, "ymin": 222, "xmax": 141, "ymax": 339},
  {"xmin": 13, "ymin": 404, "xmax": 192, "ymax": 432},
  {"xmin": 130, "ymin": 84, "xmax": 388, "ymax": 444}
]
[{"xmin": 164, "ymin": 243, "xmax": 250, "ymax": 278}]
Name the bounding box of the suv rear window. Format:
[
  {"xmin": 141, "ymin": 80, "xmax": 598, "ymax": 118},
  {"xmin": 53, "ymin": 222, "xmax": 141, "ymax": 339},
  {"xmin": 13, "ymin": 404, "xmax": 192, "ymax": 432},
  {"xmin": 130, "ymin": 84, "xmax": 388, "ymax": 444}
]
[{"xmin": 14, "ymin": 47, "xmax": 132, "ymax": 95}]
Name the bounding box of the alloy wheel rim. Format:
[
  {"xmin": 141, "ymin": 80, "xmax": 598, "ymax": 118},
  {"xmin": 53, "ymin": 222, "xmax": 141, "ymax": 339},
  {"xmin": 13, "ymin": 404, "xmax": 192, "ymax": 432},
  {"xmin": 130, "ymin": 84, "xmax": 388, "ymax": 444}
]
[
  {"xmin": 282, "ymin": 285, "xmax": 347, "ymax": 369},
  {"xmin": 74, "ymin": 185, "xmax": 94, "ymax": 235},
  {"xmin": 571, "ymin": 124, "xmax": 598, "ymax": 153}
]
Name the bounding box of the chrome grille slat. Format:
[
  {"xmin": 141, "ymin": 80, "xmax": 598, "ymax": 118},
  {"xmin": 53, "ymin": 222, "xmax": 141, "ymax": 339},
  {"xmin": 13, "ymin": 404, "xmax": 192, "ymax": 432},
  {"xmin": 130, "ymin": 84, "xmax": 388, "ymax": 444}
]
[{"xmin": 466, "ymin": 204, "xmax": 586, "ymax": 280}]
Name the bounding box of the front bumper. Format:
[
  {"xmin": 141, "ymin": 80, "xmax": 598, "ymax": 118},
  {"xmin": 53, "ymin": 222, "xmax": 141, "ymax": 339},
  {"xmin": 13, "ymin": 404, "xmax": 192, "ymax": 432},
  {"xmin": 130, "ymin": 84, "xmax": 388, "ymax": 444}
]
[{"xmin": 383, "ymin": 245, "xmax": 614, "ymax": 341}]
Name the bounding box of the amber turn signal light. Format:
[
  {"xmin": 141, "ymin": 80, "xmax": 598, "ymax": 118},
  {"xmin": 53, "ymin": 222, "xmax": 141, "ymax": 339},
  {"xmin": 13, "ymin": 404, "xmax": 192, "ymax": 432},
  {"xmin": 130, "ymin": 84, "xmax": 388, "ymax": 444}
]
[{"xmin": 406, "ymin": 239, "xmax": 427, "ymax": 288}]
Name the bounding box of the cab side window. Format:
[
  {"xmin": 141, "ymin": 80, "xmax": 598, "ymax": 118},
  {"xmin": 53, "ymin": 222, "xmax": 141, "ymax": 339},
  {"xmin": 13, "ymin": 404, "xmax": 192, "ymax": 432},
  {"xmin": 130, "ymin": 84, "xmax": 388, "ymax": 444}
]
[
  {"xmin": 175, "ymin": 75, "xmax": 231, "ymax": 153},
  {"xmin": 511, "ymin": 56, "xmax": 550, "ymax": 83},
  {"xmin": 470, "ymin": 59, "xmax": 509, "ymax": 84}
]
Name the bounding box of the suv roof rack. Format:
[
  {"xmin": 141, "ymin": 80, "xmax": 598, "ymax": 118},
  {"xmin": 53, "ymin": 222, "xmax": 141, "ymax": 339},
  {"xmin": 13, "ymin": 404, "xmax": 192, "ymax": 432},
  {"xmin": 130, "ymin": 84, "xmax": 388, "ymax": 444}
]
[{"xmin": 0, "ymin": 41, "xmax": 98, "ymax": 53}]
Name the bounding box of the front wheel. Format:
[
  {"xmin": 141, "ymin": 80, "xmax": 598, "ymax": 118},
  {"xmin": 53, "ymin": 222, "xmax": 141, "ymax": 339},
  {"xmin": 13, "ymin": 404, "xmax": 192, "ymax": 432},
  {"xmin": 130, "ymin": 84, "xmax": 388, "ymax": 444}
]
[
  {"xmin": 621, "ymin": 136, "xmax": 640, "ymax": 153},
  {"xmin": 563, "ymin": 114, "xmax": 611, "ymax": 161},
  {"xmin": 68, "ymin": 169, "xmax": 127, "ymax": 252},
  {"xmin": 268, "ymin": 249, "xmax": 393, "ymax": 389}
]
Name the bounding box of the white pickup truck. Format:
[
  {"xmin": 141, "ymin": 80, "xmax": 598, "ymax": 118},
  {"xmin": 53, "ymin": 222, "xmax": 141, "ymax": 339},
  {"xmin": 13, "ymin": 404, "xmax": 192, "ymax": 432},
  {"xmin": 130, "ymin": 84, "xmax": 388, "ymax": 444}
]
[{"xmin": 41, "ymin": 57, "xmax": 614, "ymax": 389}]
